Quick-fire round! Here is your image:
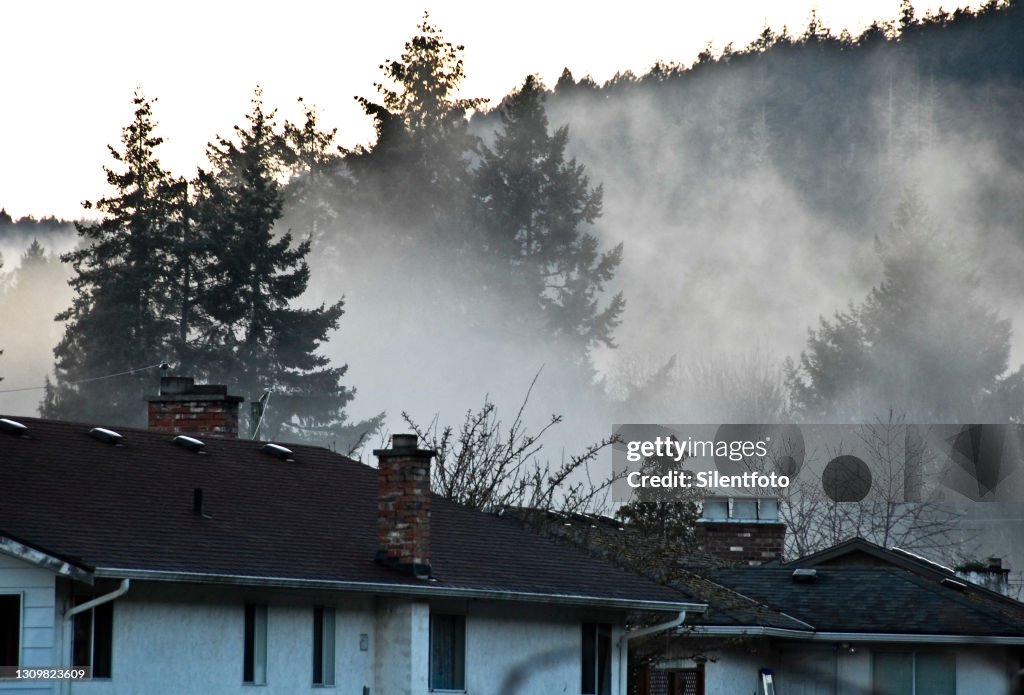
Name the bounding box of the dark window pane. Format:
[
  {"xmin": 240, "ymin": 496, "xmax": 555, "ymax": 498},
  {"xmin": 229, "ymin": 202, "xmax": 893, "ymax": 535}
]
[
  {"xmin": 72, "ymin": 605, "xmax": 93, "ymax": 669},
  {"xmin": 873, "ymin": 653, "xmax": 913, "ymax": 695},
  {"xmin": 597, "ymin": 623, "xmax": 612, "ymax": 695},
  {"xmin": 0, "ymin": 595, "xmax": 19, "ymax": 667},
  {"xmin": 430, "ymin": 614, "xmax": 465, "ymax": 690},
  {"xmin": 582, "ymin": 622, "xmax": 612, "ymax": 695},
  {"xmin": 313, "ymin": 606, "xmax": 323, "ymax": 684},
  {"xmin": 243, "ymin": 605, "xmax": 255, "ymax": 683},
  {"xmin": 92, "ymin": 602, "xmax": 113, "ymax": 678},
  {"xmin": 915, "ymin": 653, "xmax": 955, "ymax": 695},
  {"xmin": 581, "ymin": 623, "xmax": 596, "ymax": 695}
]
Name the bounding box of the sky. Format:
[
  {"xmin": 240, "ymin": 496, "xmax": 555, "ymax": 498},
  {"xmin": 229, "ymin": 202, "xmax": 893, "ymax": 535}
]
[{"xmin": 0, "ymin": 0, "xmax": 975, "ymax": 222}]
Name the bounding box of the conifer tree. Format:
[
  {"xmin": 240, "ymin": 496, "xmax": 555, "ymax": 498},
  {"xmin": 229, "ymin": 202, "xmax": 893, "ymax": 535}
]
[
  {"xmin": 44, "ymin": 93, "xmax": 181, "ymax": 424},
  {"xmin": 348, "ymin": 14, "xmax": 485, "ymax": 248},
  {"xmin": 787, "ymin": 192, "xmax": 1024, "ymax": 421},
  {"xmin": 475, "ymin": 75, "xmax": 625, "ymax": 357},
  {"xmin": 195, "ymin": 90, "xmax": 380, "ymax": 449}
]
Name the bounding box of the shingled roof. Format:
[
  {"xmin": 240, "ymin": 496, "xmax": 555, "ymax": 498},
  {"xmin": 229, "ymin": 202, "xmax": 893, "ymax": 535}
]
[
  {"xmin": 703, "ymin": 565, "xmax": 1024, "ymax": 638},
  {"xmin": 0, "ymin": 415, "xmax": 702, "ymax": 612}
]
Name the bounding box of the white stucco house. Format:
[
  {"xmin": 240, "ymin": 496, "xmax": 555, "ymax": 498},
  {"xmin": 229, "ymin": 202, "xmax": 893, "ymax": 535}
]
[{"xmin": 0, "ymin": 377, "xmax": 704, "ymax": 695}]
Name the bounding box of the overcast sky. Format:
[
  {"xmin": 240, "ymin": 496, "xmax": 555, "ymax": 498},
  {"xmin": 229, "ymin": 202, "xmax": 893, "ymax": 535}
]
[{"xmin": 1, "ymin": 0, "xmax": 975, "ymax": 221}]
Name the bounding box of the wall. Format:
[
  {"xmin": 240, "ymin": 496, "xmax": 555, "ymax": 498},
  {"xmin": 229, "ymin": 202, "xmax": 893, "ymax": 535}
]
[
  {"xmin": 64, "ymin": 583, "xmax": 376, "ymax": 695},
  {"xmin": 376, "ymin": 598, "xmax": 623, "ymax": 695},
  {"xmin": 23, "ymin": 580, "xmax": 624, "ymax": 695},
  {"xmin": 0, "ymin": 552, "xmax": 58, "ymax": 695},
  {"xmin": 663, "ymin": 640, "xmax": 1018, "ymax": 695}
]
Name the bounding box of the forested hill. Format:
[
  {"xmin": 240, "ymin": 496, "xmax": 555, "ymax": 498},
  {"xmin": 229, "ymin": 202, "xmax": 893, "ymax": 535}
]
[
  {"xmin": 3, "ymin": 1, "xmax": 1023, "ymax": 432},
  {"xmin": 465, "ymin": 0, "xmax": 1024, "ymax": 397},
  {"xmin": 497, "ymin": 0, "xmax": 1023, "ymax": 231}
]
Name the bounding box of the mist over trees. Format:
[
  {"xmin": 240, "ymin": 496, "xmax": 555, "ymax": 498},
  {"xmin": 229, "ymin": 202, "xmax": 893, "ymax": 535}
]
[
  {"xmin": 1, "ymin": 2, "xmax": 1023, "ymax": 467},
  {"xmin": 786, "ymin": 192, "xmax": 1024, "ymax": 422}
]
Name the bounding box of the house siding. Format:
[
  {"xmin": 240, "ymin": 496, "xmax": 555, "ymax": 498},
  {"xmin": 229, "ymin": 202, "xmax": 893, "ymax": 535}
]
[
  {"xmin": 18, "ymin": 582, "xmax": 626, "ymax": 695},
  {"xmin": 376, "ymin": 598, "xmax": 624, "ymax": 695},
  {"xmin": 0, "ymin": 553, "xmax": 58, "ymax": 695},
  {"xmin": 62, "ymin": 585, "xmax": 376, "ymax": 695}
]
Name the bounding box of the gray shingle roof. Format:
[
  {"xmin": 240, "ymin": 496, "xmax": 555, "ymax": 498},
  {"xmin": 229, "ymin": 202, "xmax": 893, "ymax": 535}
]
[
  {"xmin": 705, "ymin": 565, "xmax": 1024, "ymax": 636},
  {"xmin": 0, "ymin": 416, "xmax": 698, "ymax": 610}
]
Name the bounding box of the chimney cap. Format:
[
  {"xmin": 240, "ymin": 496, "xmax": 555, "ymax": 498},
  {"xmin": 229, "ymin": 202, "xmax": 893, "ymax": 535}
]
[{"xmin": 373, "ymin": 433, "xmax": 437, "ymax": 458}]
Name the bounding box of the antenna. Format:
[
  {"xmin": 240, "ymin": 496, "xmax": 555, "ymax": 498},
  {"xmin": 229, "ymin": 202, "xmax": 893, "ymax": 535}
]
[{"xmin": 250, "ymin": 389, "xmax": 271, "ymax": 440}]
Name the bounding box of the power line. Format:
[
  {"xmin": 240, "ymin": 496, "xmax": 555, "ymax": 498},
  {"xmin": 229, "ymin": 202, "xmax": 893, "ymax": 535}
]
[{"xmin": 0, "ymin": 363, "xmax": 165, "ymax": 394}]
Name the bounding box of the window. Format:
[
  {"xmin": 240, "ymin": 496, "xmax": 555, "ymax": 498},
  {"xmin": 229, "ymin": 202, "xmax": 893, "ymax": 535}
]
[
  {"xmin": 581, "ymin": 622, "xmax": 611, "ymax": 695},
  {"xmin": 243, "ymin": 604, "xmax": 268, "ymax": 685},
  {"xmin": 873, "ymin": 652, "xmax": 954, "ymax": 695},
  {"xmin": 429, "ymin": 613, "xmax": 465, "ymax": 691},
  {"xmin": 312, "ymin": 606, "xmax": 335, "ymax": 686},
  {"xmin": 71, "ymin": 599, "xmax": 112, "ymax": 678},
  {"xmin": 0, "ymin": 595, "xmax": 19, "ymax": 667}
]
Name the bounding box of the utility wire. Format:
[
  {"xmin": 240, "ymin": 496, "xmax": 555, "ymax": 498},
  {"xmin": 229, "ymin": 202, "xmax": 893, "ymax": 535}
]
[{"xmin": 0, "ymin": 363, "xmax": 166, "ymax": 394}]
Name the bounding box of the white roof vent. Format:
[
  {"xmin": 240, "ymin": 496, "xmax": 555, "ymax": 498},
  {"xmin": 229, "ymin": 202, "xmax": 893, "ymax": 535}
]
[
  {"xmin": 0, "ymin": 418, "xmax": 28, "ymax": 436},
  {"xmin": 792, "ymin": 568, "xmax": 818, "ymax": 583},
  {"xmin": 173, "ymin": 435, "xmax": 206, "ymax": 452},
  {"xmin": 262, "ymin": 443, "xmax": 295, "ymax": 461},
  {"xmin": 89, "ymin": 427, "xmax": 123, "ymax": 444}
]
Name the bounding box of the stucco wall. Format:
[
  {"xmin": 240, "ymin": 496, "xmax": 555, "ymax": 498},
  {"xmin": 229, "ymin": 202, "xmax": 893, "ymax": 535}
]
[
  {"xmin": 377, "ymin": 598, "xmax": 622, "ymax": 695},
  {"xmin": 20, "ymin": 581, "xmax": 623, "ymax": 695},
  {"xmin": 0, "ymin": 552, "xmax": 58, "ymax": 695},
  {"xmin": 63, "ymin": 584, "xmax": 376, "ymax": 695}
]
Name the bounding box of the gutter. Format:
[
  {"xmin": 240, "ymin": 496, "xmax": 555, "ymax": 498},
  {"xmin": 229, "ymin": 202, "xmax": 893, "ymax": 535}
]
[
  {"xmin": 617, "ymin": 606, "xmax": 706, "ymax": 695},
  {"xmin": 689, "ymin": 625, "xmax": 1024, "ymax": 646},
  {"xmin": 64, "ymin": 578, "xmax": 130, "ymax": 621},
  {"xmin": 94, "ymin": 567, "xmax": 706, "ymax": 614}
]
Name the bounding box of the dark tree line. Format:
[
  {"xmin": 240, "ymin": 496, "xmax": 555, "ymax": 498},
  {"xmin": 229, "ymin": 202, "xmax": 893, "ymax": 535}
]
[{"xmin": 43, "ymin": 93, "xmax": 381, "ymax": 450}]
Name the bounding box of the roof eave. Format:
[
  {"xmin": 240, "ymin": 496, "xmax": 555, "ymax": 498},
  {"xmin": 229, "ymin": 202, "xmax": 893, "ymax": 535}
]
[
  {"xmin": 687, "ymin": 625, "xmax": 1024, "ymax": 645},
  {"xmin": 0, "ymin": 535, "xmax": 93, "ymax": 584},
  {"xmin": 94, "ymin": 567, "xmax": 707, "ymax": 613}
]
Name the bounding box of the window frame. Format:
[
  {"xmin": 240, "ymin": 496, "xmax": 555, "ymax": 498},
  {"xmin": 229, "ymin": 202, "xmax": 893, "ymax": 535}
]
[
  {"xmin": 429, "ymin": 612, "xmax": 466, "ymax": 692},
  {"xmin": 243, "ymin": 603, "xmax": 268, "ymax": 685},
  {"xmin": 872, "ymin": 651, "xmax": 955, "ymax": 695},
  {"xmin": 0, "ymin": 593, "xmax": 21, "ymax": 668},
  {"xmin": 312, "ymin": 605, "xmax": 336, "ymax": 687},
  {"xmin": 71, "ymin": 597, "xmax": 113, "ymax": 678},
  {"xmin": 581, "ymin": 622, "xmax": 612, "ymax": 695}
]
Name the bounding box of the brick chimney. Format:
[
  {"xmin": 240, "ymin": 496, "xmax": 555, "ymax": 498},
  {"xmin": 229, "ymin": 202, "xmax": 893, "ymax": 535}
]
[
  {"xmin": 694, "ymin": 496, "xmax": 786, "ymax": 566},
  {"xmin": 956, "ymin": 557, "xmax": 1012, "ymax": 596},
  {"xmin": 374, "ymin": 434, "xmax": 434, "ymax": 578},
  {"xmin": 146, "ymin": 376, "xmax": 244, "ymax": 438}
]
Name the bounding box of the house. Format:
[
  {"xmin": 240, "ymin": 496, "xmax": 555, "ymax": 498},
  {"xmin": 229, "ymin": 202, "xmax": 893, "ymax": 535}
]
[
  {"xmin": 640, "ymin": 534, "xmax": 1024, "ymax": 695},
  {"xmin": 530, "ymin": 496, "xmax": 1024, "ymax": 694},
  {"xmin": 0, "ymin": 377, "xmax": 705, "ymax": 695}
]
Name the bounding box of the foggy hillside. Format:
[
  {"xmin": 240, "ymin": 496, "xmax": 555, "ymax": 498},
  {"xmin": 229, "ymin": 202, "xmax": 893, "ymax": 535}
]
[{"xmin": 2, "ymin": 2, "xmax": 1023, "ymax": 451}]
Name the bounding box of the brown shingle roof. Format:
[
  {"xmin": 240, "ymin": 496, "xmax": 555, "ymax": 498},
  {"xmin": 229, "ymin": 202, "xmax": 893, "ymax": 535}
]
[{"xmin": 0, "ymin": 416, "xmax": 699, "ymax": 610}]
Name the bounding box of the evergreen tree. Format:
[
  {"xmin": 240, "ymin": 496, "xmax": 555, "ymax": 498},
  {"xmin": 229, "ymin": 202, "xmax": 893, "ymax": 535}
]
[
  {"xmin": 195, "ymin": 90, "xmax": 380, "ymax": 449},
  {"xmin": 475, "ymin": 75, "xmax": 625, "ymax": 357},
  {"xmin": 787, "ymin": 192, "xmax": 1024, "ymax": 421},
  {"xmin": 44, "ymin": 93, "xmax": 181, "ymax": 424},
  {"xmin": 347, "ymin": 14, "xmax": 485, "ymax": 249}
]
